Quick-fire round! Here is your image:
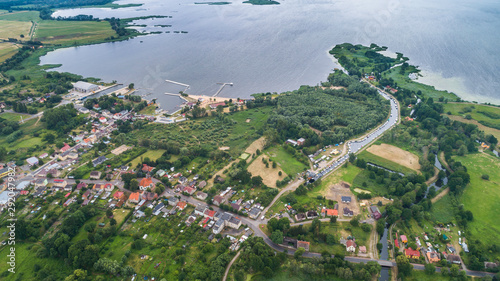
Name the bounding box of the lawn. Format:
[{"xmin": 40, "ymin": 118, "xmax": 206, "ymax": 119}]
[
  {"xmin": 264, "ymin": 145, "xmax": 308, "ymax": 176},
  {"xmin": 0, "ymin": 242, "xmax": 73, "ymax": 280},
  {"xmin": 129, "ymin": 149, "xmax": 166, "ymax": 167},
  {"xmin": 430, "ymin": 193, "xmax": 455, "ymax": 223},
  {"xmin": 138, "ymin": 104, "xmax": 157, "ymax": 115},
  {"xmin": 35, "ymin": 20, "xmax": 117, "ymax": 45},
  {"xmin": 456, "ymin": 153, "xmax": 500, "ymax": 246},
  {"xmin": 358, "ymin": 150, "xmax": 418, "ymax": 175},
  {"xmin": 443, "ymin": 103, "xmax": 500, "ymax": 129},
  {"xmin": 0, "ymin": 112, "xmax": 26, "ymax": 121},
  {"xmin": 0, "ymin": 10, "xmax": 40, "ymax": 21}
]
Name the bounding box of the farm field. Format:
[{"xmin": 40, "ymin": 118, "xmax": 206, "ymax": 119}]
[
  {"xmin": 0, "ymin": 42, "xmax": 19, "ymax": 63},
  {"xmin": 0, "ymin": 10, "xmax": 40, "ymax": 21},
  {"xmin": 364, "ymin": 143, "xmax": 420, "ymax": 173},
  {"xmin": 35, "ymin": 20, "xmax": 117, "ymax": 45},
  {"xmin": 0, "ymin": 20, "xmax": 31, "ymax": 40},
  {"xmin": 456, "ymin": 153, "xmax": 500, "ymax": 245}
]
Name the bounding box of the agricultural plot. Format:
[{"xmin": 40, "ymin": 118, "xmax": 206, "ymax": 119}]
[
  {"xmin": 0, "ymin": 20, "xmax": 31, "ymax": 40},
  {"xmin": 364, "ymin": 143, "xmax": 421, "ymax": 173},
  {"xmin": 35, "ymin": 20, "xmax": 117, "ymax": 45},
  {"xmin": 456, "ymin": 153, "xmax": 500, "ymax": 245}
]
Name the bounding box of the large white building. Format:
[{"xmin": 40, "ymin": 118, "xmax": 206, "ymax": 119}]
[{"xmin": 73, "ymin": 81, "xmax": 99, "ymax": 94}]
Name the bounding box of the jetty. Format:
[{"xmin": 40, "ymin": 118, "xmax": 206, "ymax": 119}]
[
  {"xmin": 165, "ymin": 79, "xmax": 190, "ymax": 94},
  {"xmin": 213, "ymin": 82, "xmax": 233, "ymax": 97}
]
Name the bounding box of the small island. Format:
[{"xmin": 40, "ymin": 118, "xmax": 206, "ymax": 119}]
[{"xmin": 243, "ymin": 0, "xmax": 280, "ymax": 5}]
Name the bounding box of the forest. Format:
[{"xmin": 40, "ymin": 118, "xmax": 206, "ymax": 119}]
[{"xmin": 267, "ymin": 71, "xmax": 389, "ymax": 146}]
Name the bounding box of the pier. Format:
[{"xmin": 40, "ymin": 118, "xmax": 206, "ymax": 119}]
[{"xmin": 213, "ymin": 82, "xmax": 233, "ymax": 97}]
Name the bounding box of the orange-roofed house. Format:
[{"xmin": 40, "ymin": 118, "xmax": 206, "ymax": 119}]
[
  {"xmin": 177, "ymin": 201, "xmax": 187, "ymax": 210},
  {"xmin": 139, "ymin": 177, "xmax": 155, "ymax": 190},
  {"xmin": 322, "ymin": 208, "xmax": 338, "ymax": 217},
  {"xmin": 405, "ymin": 248, "xmax": 420, "ymax": 259},
  {"xmin": 297, "ymin": 241, "xmax": 310, "ymax": 251},
  {"xmin": 113, "ymin": 191, "xmax": 124, "ymax": 200},
  {"xmin": 128, "ymin": 192, "xmax": 141, "ymax": 204},
  {"xmin": 426, "ymin": 251, "xmax": 440, "ymax": 263},
  {"xmin": 142, "ymin": 164, "xmax": 154, "ymax": 173}
]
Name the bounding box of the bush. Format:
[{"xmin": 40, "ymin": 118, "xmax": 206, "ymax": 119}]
[{"xmin": 481, "ymin": 174, "xmax": 489, "ymax": 180}]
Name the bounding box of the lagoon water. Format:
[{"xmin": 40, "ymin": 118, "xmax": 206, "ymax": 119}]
[{"xmin": 40, "ymin": 0, "xmax": 500, "ymax": 112}]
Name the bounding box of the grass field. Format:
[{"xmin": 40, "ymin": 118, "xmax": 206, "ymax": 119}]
[
  {"xmin": 0, "ymin": 10, "xmax": 40, "ymax": 21},
  {"xmin": 264, "ymin": 145, "xmax": 308, "ymax": 176},
  {"xmin": 35, "ymin": 20, "xmax": 117, "ymax": 45},
  {"xmin": 0, "ymin": 20, "xmax": 32, "ymax": 40},
  {"xmin": 358, "ymin": 149, "xmax": 419, "ymax": 175},
  {"xmin": 352, "ymin": 170, "xmax": 390, "ymax": 196},
  {"xmin": 138, "ymin": 104, "xmax": 157, "ymax": 115},
  {"xmin": 384, "ymin": 65, "xmax": 458, "ymax": 101},
  {"xmin": 129, "ymin": 149, "xmax": 166, "ymax": 167},
  {"xmin": 0, "ymin": 42, "xmax": 19, "ymax": 63},
  {"xmin": 443, "ymin": 103, "xmax": 500, "ymax": 128},
  {"xmin": 0, "ymin": 112, "xmax": 26, "ymax": 121},
  {"xmin": 313, "ymin": 164, "xmax": 362, "ymax": 198},
  {"xmin": 456, "ymin": 153, "xmax": 500, "ymax": 245},
  {"xmin": 430, "ymin": 193, "xmax": 455, "ymax": 223}
]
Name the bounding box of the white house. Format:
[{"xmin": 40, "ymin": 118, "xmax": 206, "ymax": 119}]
[{"xmin": 26, "ymin": 156, "xmax": 39, "ymax": 166}]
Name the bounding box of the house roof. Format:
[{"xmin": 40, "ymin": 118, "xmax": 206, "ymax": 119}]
[
  {"xmin": 74, "ymin": 81, "xmax": 98, "ymax": 91},
  {"xmin": 359, "ymin": 246, "xmax": 367, "ymax": 253},
  {"xmin": 322, "ymin": 208, "xmax": 338, "ymax": 216},
  {"xmin": 113, "ymin": 191, "xmax": 124, "ymax": 198},
  {"xmin": 177, "ymin": 201, "xmax": 187, "ymax": 210},
  {"xmin": 400, "ymin": 235, "xmax": 407, "ymax": 241},
  {"xmin": 140, "ymin": 177, "xmax": 154, "ymax": 187},
  {"xmin": 405, "ymin": 248, "xmax": 420, "ymax": 257},
  {"xmin": 297, "ymin": 241, "xmax": 310, "ymax": 249},
  {"xmin": 346, "ymin": 240, "xmax": 356, "ymax": 247},
  {"xmin": 129, "ymin": 192, "xmax": 140, "ymax": 201}
]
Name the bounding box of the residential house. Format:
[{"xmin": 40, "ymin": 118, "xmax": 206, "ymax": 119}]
[
  {"xmin": 343, "ymin": 207, "xmax": 354, "ymax": 217},
  {"xmin": 194, "ymin": 205, "xmax": 206, "ymax": 216},
  {"xmin": 370, "ymin": 206, "xmax": 382, "ymax": 220},
  {"xmin": 447, "ymin": 244, "xmax": 456, "ymax": 254},
  {"xmin": 213, "ymin": 219, "xmax": 225, "ymax": 234},
  {"xmin": 405, "ymin": 248, "xmax": 420, "ymax": 259},
  {"xmin": 394, "ymin": 239, "xmax": 399, "ymax": 248},
  {"xmin": 358, "ymin": 246, "xmax": 367, "ymax": 254},
  {"xmin": 92, "ymin": 156, "xmax": 107, "ymax": 167},
  {"xmin": 143, "ymin": 191, "xmax": 158, "ymax": 201},
  {"xmin": 295, "ymin": 213, "xmax": 306, "ymax": 221},
  {"xmin": 185, "ymin": 215, "xmax": 196, "ymax": 226},
  {"xmin": 113, "ymin": 191, "xmax": 124, "ymax": 200},
  {"xmin": 142, "ymin": 164, "xmax": 154, "ymax": 173},
  {"xmin": 321, "ymin": 208, "xmax": 338, "ymax": 217},
  {"xmin": 297, "ymin": 138, "xmax": 305, "ymax": 146},
  {"xmin": 198, "ymin": 180, "xmax": 207, "ymax": 189},
  {"xmin": 128, "ymin": 192, "xmax": 141, "ymax": 204},
  {"xmin": 227, "ymin": 217, "xmax": 241, "ymax": 229},
  {"xmin": 285, "ymin": 139, "xmax": 298, "ymax": 146},
  {"xmin": 168, "ymin": 197, "xmax": 179, "ymax": 206},
  {"xmin": 63, "ymin": 184, "xmax": 72, "ymax": 192},
  {"xmin": 400, "ymin": 235, "xmax": 408, "ymax": 243},
  {"xmin": 39, "ymin": 153, "xmax": 49, "ymax": 159},
  {"xmin": 231, "ymin": 203, "xmax": 241, "ymax": 212},
  {"xmin": 177, "ymin": 201, "xmax": 187, "ymax": 210},
  {"xmin": 183, "ymin": 186, "xmax": 196, "ymax": 195},
  {"xmin": 82, "ymin": 190, "xmax": 92, "ymax": 200},
  {"xmin": 248, "ymin": 207, "xmax": 261, "ymax": 219},
  {"xmin": 60, "ymin": 143, "xmax": 71, "ymax": 153},
  {"xmin": 341, "ymin": 196, "xmax": 352, "ymax": 203},
  {"xmin": 90, "ymin": 171, "xmax": 102, "ymax": 180},
  {"xmin": 297, "ymin": 241, "xmax": 310, "ymax": 251},
  {"xmin": 58, "ymin": 151, "xmax": 78, "ymax": 161},
  {"xmin": 203, "ymin": 209, "xmax": 216, "ymax": 219},
  {"xmin": 447, "ymin": 254, "xmax": 461, "ymax": 264},
  {"xmin": 76, "ymin": 182, "xmax": 87, "ymax": 191},
  {"xmin": 33, "ymin": 178, "xmax": 48, "ymax": 188},
  {"xmin": 139, "ymin": 176, "xmax": 155, "ymax": 190},
  {"xmin": 196, "ymin": 191, "xmax": 208, "ymax": 200},
  {"xmin": 213, "ymin": 195, "xmax": 225, "ymax": 206},
  {"xmin": 346, "ymin": 240, "xmax": 356, "ymax": 252},
  {"xmin": 53, "ymin": 179, "xmax": 67, "ymax": 188},
  {"xmin": 426, "ymin": 252, "xmax": 440, "ymax": 263},
  {"xmin": 306, "ymin": 210, "xmax": 318, "ymax": 219}
]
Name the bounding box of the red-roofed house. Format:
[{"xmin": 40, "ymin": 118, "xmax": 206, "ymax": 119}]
[
  {"xmin": 128, "ymin": 192, "xmax": 141, "ymax": 204},
  {"xmin": 405, "ymin": 248, "xmax": 420, "ymax": 259},
  {"xmin": 394, "ymin": 239, "xmax": 399, "ymax": 248},
  {"xmin": 60, "ymin": 143, "xmax": 71, "ymax": 153},
  {"xmin": 183, "ymin": 186, "xmax": 196, "ymax": 195},
  {"xmin": 321, "ymin": 208, "xmax": 338, "ymax": 217},
  {"xmin": 103, "ymin": 183, "xmax": 114, "ymax": 192},
  {"xmin": 209, "ymin": 102, "xmax": 226, "ymax": 109},
  {"xmin": 113, "ymin": 191, "xmax": 124, "ymax": 200},
  {"xmin": 177, "ymin": 201, "xmax": 187, "ymax": 210},
  {"xmin": 139, "ymin": 177, "xmax": 155, "ymax": 190},
  {"xmin": 346, "ymin": 240, "xmax": 356, "ymax": 252},
  {"xmin": 142, "ymin": 164, "xmax": 154, "ymax": 173},
  {"xmin": 203, "ymin": 209, "xmax": 216, "ymax": 219}
]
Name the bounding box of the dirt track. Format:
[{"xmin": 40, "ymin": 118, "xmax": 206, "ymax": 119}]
[{"xmin": 367, "ymin": 143, "xmax": 421, "ymax": 171}]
